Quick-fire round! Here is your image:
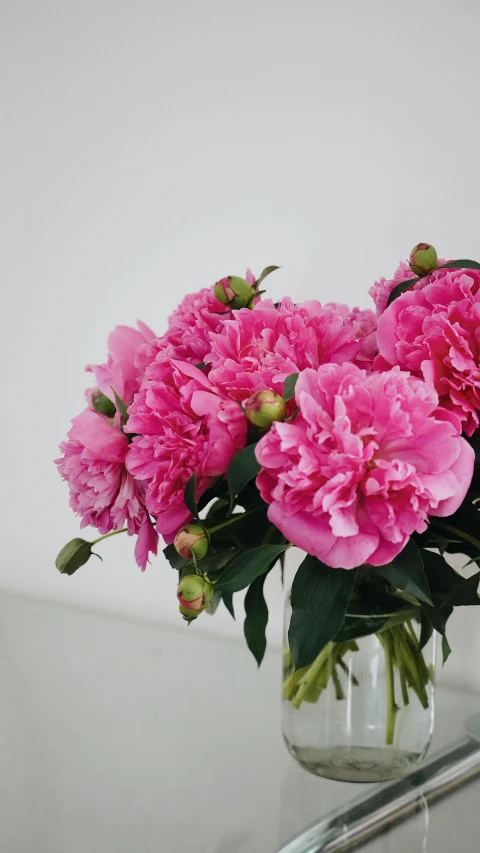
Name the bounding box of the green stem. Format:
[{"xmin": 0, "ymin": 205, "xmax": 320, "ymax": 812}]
[
  {"xmin": 332, "ymin": 665, "xmax": 345, "ymax": 701},
  {"xmin": 207, "ymin": 510, "xmax": 257, "ymax": 534},
  {"xmin": 91, "ymin": 528, "xmax": 128, "ymax": 546},
  {"xmin": 292, "ymin": 643, "xmax": 334, "ymax": 709},
  {"xmin": 392, "ymin": 627, "xmax": 410, "ymax": 707},
  {"xmin": 337, "ymin": 657, "xmax": 359, "ymax": 686},
  {"xmin": 382, "ymin": 633, "xmax": 398, "ymax": 746}
]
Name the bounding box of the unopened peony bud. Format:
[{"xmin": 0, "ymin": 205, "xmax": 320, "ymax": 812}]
[
  {"xmin": 174, "ymin": 523, "xmax": 209, "ymax": 560},
  {"xmin": 91, "ymin": 391, "xmax": 116, "ymax": 418},
  {"xmin": 245, "ymin": 389, "xmax": 286, "ymax": 429},
  {"xmin": 409, "ymin": 243, "xmax": 438, "ymax": 277},
  {"xmin": 177, "ymin": 574, "xmax": 214, "ymax": 621},
  {"xmin": 213, "ymin": 275, "xmax": 255, "ymax": 309}
]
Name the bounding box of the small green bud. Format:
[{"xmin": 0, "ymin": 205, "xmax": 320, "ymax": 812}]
[
  {"xmin": 91, "ymin": 391, "xmax": 116, "ymax": 418},
  {"xmin": 177, "ymin": 575, "xmax": 214, "ymax": 621},
  {"xmin": 174, "ymin": 523, "xmax": 209, "ymax": 560},
  {"xmin": 245, "ymin": 389, "xmax": 287, "ymax": 429},
  {"xmin": 409, "ymin": 243, "xmax": 438, "ymax": 277},
  {"xmin": 213, "ymin": 275, "xmax": 255, "ymax": 309}
]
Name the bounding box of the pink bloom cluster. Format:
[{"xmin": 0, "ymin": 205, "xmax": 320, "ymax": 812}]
[
  {"xmin": 57, "ymin": 254, "xmax": 480, "ymax": 578},
  {"xmin": 256, "ymin": 364, "xmax": 473, "ymax": 569},
  {"xmin": 87, "ymin": 321, "xmax": 156, "ymax": 407},
  {"xmin": 126, "ymin": 360, "xmax": 247, "ymax": 536},
  {"xmin": 369, "ymin": 260, "xmax": 414, "ymax": 316},
  {"xmin": 376, "ymin": 267, "xmax": 480, "ymax": 436},
  {"xmin": 134, "ymin": 269, "xmax": 256, "ymax": 374},
  {"xmin": 55, "ymin": 410, "xmax": 158, "ymax": 569},
  {"xmin": 206, "ymin": 297, "xmax": 373, "ymax": 404}
]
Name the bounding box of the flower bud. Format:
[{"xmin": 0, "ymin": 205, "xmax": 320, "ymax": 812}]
[
  {"xmin": 409, "ymin": 243, "xmax": 438, "ymax": 277},
  {"xmin": 177, "ymin": 575, "xmax": 214, "ymax": 621},
  {"xmin": 91, "ymin": 391, "xmax": 116, "ymax": 419},
  {"xmin": 174, "ymin": 523, "xmax": 209, "ymax": 560},
  {"xmin": 245, "ymin": 389, "xmax": 287, "ymax": 429},
  {"xmin": 213, "ymin": 276, "xmax": 255, "ymax": 309}
]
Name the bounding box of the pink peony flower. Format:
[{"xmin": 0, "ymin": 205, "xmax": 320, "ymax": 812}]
[
  {"xmin": 327, "ymin": 304, "xmax": 378, "ymax": 370},
  {"xmin": 206, "ymin": 298, "xmax": 363, "ymax": 404},
  {"xmin": 87, "ymin": 321, "xmax": 156, "ymax": 406},
  {"xmin": 369, "ymin": 259, "xmax": 449, "ymax": 316},
  {"xmin": 255, "ymin": 363, "xmax": 474, "ymax": 569},
  {"xmin": 125, "ymin": 360, "xmax": 247, "ymax": 536},
  {"xmin": 56, "ymin": 409, "xmax": 158, "ymax": 570},
  {"xmin": 134, "ymin": 269, "xmax": 256, "ymax": 374},
  {"xmin": 376, "ymin": 267, "xmax": 480, "ymax": 436}
]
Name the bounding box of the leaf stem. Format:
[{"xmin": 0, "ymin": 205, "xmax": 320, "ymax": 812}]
[
  {"xmin": 207, "ymin": 509, "xmax": 257, "ymax": 534},
  {"xmin": 91, "ymin": 528, "xmax": 128, "ymax": 546}
]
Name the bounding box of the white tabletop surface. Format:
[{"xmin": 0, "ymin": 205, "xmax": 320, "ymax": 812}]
[{"xmin": 1, "ymin": 591, "xmax": 479, "ymax": 853}]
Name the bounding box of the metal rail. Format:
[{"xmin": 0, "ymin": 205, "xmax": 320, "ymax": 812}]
[{"xmin": 278, "ymin": 732, "xmax": 480, "ymax": 853}]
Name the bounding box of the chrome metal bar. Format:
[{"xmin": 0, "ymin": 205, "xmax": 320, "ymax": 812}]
[{"xmin": 278, "ymin": 737, "xmax": 480, "ymax": 853}]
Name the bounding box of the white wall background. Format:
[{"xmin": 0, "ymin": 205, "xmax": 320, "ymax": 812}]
[{"xmin": 2, "ymin": 0, "xmax": 480, "ymax": 685}]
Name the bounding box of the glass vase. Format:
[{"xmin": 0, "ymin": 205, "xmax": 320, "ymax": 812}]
[{"xmin": 282, "ymin": 598, "xmax": 437, "ymax": 783}]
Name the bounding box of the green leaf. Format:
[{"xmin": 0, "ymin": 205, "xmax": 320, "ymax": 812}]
[
  {"xmin": 432, "ymin": 518, "xmax": 480, "ymax": 555},
  {"xmin": 442, "ymin": 634, "xmax": 452, "ymax": 665},
  {"xmin": 438, "ymin": 259, "xmax": 480, "ymax": 271},
  {"xmin": 183, "ymin": 473, "xmax": 202, "ymax": 526},
  {"xmin": 420, "ymin": 602, "xmax": 453, "ymax": 636},
  {"xmin": 386, "ymin": 276, "xmax": 420, "ymax": 306},
  {"xmin": 422, "ymin": 549, "xmax": 480, "ymax": 607},
  {"xmin": 227, "ymin": 444, "xmax": 261, "ymax": 509},
  {"xmin": 215, "ymin": 544, "xmax": 288, "ymax": 594},
  {"xmin": 205, "ymin": 589, "xmax": 222, "ymax": 615},
  {"xmin": 225, "ymin": 508, "xmax": 271, "ymax": 550},
  {"xmin": 283, "ymin": 373, "xmax": 299, "ymax": 403},
  {"xmin": 334, "ymin": 614, "xmax": 387, "ymax": 643},
  {"xmin": 289, "ymin": 555, "xmax": 357, "ymax": 669},
  {"xmin": 111, "ymin": 388, "xmax": 129, "ymax": 423},
  {"xmin": 163, "ymin": 544, "xmax": 188, "ymax": 570},
  {"xmin": 222, "ymin": 593, "xmax": 235, "ymax": 620},
  {"xmin": 255, "ymin": 265, "xmax": 280, "ymax": 289},
  {"xmin": 419, "ymin": 609, "xmax": 434, "ymax": 650},
  {"xmin": 377, "ymin": 607, "xmax": 420, "ymax": 633},
  {"xmin": 377, "ymin": 540, "xmax": 433, "ymax": 606},
  {"xmin": 55, "ymin": 538, "xmax": 93, "ymax": 575},
  {"xmin": 244, "ymin": 575, "xmax": 269, "ymax": 666}
]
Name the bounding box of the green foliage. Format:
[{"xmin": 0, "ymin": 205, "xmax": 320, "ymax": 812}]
[
  {"xmin": 244, "ymin": 575, "xmax": 269, "ymax": 666},
  {"xmin": 254, "ymin": 265, "xmax": 280, "ymax": 289},
  {"xmin": 111, "ymin": 388, "xmax": 129, "ymax": 425},
  {"xmin": 438, "ymin": 259, "xmax": 480, "ymax": 271},
  {"xmin": 288, "ymin": 555, "xmax": 357, "ymax": 669},
  {"xmin": 215, "ymin": 544, "xmax": 288, "ymax": 594},
  {"xmin": 377, "ymin": 540, "xmax": 433, "ymax": 605},
  {"xmin": 422, "ymin": 549, "xmax": 480, "ymax": 607},
  {"xmin": 442, "ymin": 635, "xmax": 452, "ymax": 664},
  {"xmin": 227, "ymin": 444, "xmax": 261, "ymax": 509},
  {"xmin": 283, "ymin": 373, "xmax": 299, "ymax": 402},
  {"xmin": 386, "ymin": 276, "xmax": 420, "ymax": 306},
  {"xmin": 55, "ymin": 538, "xmax": 94, "ymax": 575},
  {"xmin": 222, "ymin": 593, "xmax": 235, "ymax": 620},
  {"xmin": 183, "ymin": 474, "xmax": 203, "ymax": 527}
]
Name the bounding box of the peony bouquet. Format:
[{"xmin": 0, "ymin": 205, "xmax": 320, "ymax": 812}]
[{"xmin": 56, "ymin": 245, "xmax": 480, "ymax": 745}]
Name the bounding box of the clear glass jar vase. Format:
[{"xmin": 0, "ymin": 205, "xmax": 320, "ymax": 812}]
[{"xmin": 282, "ymin": 598, "xmax": 437, "ymax": 783}]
